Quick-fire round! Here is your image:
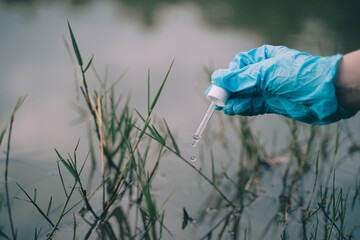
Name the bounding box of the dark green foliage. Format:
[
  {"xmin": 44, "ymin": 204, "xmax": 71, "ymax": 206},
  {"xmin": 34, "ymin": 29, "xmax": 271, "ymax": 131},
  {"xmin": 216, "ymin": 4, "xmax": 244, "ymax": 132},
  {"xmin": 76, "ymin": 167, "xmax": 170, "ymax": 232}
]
[
  {"xmin": 67, "ymin": 21, "xmax": 83, "ymax": 66},
  {"xmin": 150, "ymin": 59, "xmax": 174, "ymax": 113}
]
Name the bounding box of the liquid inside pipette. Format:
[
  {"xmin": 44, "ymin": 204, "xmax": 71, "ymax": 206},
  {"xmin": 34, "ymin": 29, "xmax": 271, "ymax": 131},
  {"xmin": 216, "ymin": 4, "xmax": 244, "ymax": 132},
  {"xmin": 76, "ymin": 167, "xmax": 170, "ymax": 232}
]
[{"xmin": 192, "ymin": 102, "xmax": 216, "ymax": 147}]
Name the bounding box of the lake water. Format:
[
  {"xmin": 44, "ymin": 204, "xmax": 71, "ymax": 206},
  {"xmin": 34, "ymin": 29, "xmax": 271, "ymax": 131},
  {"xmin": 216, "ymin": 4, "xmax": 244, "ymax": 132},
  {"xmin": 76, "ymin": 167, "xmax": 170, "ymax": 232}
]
[{"xmin": 1, "ymin": 0, "xmax": 360, "ymax": 239}]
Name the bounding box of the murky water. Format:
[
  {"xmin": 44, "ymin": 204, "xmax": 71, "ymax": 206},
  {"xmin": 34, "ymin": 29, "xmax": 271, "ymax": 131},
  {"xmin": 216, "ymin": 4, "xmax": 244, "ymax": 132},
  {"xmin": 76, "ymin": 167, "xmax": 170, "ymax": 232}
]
[{"xmin": 1, "ymin": 0, "xmax": 360, "ymax": 239}]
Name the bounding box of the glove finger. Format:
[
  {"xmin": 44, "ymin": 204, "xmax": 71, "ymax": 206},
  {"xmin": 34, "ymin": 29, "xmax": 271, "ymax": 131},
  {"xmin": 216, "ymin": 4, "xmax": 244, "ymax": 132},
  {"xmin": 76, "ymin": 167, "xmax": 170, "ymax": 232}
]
[
  {"xmin": 228, "ymin": 45, "xmax": 300, "ymax": 70},
  {"xmin": 264, "ymin": 45, "xmax": 303, "ymax": 59},
  {"xmin": 222, "ymin": 95, "xmax": 272, "ymax": 116},
  {"xmin": 211, "ymin": 60, "xmax": 266, "ymax": 92},
  {"xmin": 212, "ymin": 45, "xmax": 307, "ymax": 93},
  {"xmin": 215, "ymin": 105, "xmax": 223, "ymax": 111},
  {"xmin": 229, "ymin": 45, "xmax": 270, "ymax": 69}
]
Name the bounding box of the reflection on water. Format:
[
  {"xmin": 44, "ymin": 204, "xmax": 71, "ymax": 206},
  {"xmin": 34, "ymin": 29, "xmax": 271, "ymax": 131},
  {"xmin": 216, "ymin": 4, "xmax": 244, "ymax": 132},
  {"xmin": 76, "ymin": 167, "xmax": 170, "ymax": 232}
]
[
  {"xmin": 1, "ymin": 0, "xmax": 360, "ymax": 239},
  {"xmin": 193, "ymin": 118, "xmax": 358, "ymax": 239}
]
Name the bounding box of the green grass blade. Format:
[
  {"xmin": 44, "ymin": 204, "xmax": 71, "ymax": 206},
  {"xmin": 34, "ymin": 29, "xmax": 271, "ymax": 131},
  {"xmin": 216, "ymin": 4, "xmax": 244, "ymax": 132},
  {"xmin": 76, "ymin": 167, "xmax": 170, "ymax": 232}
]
[
  {"xmin": 74, "ymin": 138, "xmax": 81, "ymax": 152},
  {"xmin": 63, "ymin": 159, "xmax": 75, "ymax": 177},
  {"xmin": 0, "ymin": 95, "xmax": 27, "ymax": 149},
  {"xmin": 79, "ymin": 151, "xmax": 90, "ymax": 176},
  {"xmin": 33, "ymin": 188, "xmax": 37, "ymax": 203},
  {"xmin": 0, "ymin": 124, "xmax": 9, "ymax": 148},
  {"xmin": 55, "ymin": 148, "xmax": 78, "ymax": 181},
  {"xmin": 130, "ymin": 152, "xmax": 137, "ymax": 171},
  {"xmin": 34, "ymin": 228, "xmax": 40, "ymax": 240},
  {"xmin": 333, "ymin": 123, "xmax": 340, "ymax": 157},
  {"xmin": 72, "ymin": 214, "xmax": 76, "ymax": 240},
  {"xmin": 0, "ymin": 230, "xmax": 10, "ymax": 240},
  {"xmin": 142, "ymin": 183, "xmax": 157, "ymax": 224},
  {"xmin": 103, "ymin": 222, "xmax": 117, "ymax": 240},
  {"xmin": 150, "ymin": 59, "xmax": 174, "ymax": 111},
  {"xmin": 125, "ymin": 139, "xmax": 137, "ymax": 171},
  {"xmin": 148, "ymin": 125, "xmax": 158, "ymax": 139},
  {"xmin": 332, "ymin": 171, "xmax": 336, "ymax": 215},
  {"xmin": 13, "ymin": 94, "xmax": 27, "ymax": 114},
  {"xmin": 131, "ymin": 124, "xmax": 160, "ymax": 143},
  {"xmin": 67, "ymin": 21, "xmax": 83, "ymax": 66},
  {"xmin": 83, "ymin": 55, "xmax": 94, "ymax": 73},
  {"xmin": 46, "ymin": 196, "xmax": 53, "ymax": 217},
  {"xmin": 163, "ymin": 119, "xmax": 180, "ymax": 155},
  {"xmin": 149, "ymin": 125, "xmax": 165, "ymax": 145},
  {"xmin": 16, "ymin": 183, "xmax": 55, "ymax": 227},
  {"xmin": 348, "ymin": 221, "xmax": 355, "ymax": 238},
  {"xmin": 134, "ymin": 109, "xmax": 146, "ymax": 123},
  {"xmin": 13, "ymin": 196, "xmax": 31, "ymax": 203},
  {"xmin": 159, "ymin": 210, "xmax": 165, "ymax": 239},
  {"xmin": 139, "ymin": 119, "xmax": 151, "ymax": 140},
  {"xmin": 148, "ymin": 68, "xmax": 150, "ymax": 115},
  {"xmin": 1, "ymin": 94, "xmax": 27, "ymax": 151},
  {"xmin": 57, "ymin": 161, "xmax": 68, "ymax": 197},
  {"xmin": 210, "ymin": 149, "xmax": 215, "ymax": 184},
  {"xmin": 315, "ymin": 151, "xmax": 319, "ymax": 175},
  {"xmin": 159, "ymin": 189, "xmax": 175, "ymax": 211}
]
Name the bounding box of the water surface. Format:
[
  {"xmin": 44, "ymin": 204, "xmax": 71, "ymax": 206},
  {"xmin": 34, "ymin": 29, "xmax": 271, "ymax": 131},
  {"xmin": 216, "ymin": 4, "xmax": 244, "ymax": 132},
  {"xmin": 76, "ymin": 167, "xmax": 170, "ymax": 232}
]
[{"xmin": 1, "ymin": 1, "xmax": 360, "ymax": 239}]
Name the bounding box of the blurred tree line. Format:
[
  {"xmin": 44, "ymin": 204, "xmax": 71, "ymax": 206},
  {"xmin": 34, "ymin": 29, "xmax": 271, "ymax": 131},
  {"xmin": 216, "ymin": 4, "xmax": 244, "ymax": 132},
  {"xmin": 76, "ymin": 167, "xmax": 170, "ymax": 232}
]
[{"xmin": 3, "ymin": 0, "xmax": 360, "ymax": 52}]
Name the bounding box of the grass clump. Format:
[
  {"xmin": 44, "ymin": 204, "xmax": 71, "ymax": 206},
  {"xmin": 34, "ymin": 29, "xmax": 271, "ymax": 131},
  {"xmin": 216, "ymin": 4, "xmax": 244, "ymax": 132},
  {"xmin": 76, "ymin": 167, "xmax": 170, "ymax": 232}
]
[
  {"xmin": 0, "ymin": 21, "xmax": 235, "ymax": 240},
  {"xmin": 1, "ymin": 21, "xmax": 176, "ymax": 239},
  {"xmin": 1, "ymin": 22, "xmax": 359, "ymax": 240},
  {"xmin": 190, "ymin": 112, "xmax": 359, "ymax": 239}
]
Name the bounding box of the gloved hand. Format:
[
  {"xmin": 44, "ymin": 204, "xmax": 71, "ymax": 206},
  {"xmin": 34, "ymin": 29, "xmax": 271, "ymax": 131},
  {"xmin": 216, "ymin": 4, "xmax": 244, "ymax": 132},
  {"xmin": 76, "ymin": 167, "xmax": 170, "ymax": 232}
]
[{"xmin": 210, "ymin": 45, "xmax": 356, "ymax": 125}]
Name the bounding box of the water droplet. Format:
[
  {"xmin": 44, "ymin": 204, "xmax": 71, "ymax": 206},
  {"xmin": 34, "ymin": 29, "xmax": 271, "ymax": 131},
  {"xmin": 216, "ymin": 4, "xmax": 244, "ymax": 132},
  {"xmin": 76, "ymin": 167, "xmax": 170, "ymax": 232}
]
[
  {"xmin": 191, "ymin": 135, "xmax": 200, "ymax": 148},
  {"xmin": 190, "ymin": 156, "xmax": 197, "ymax": 162}
]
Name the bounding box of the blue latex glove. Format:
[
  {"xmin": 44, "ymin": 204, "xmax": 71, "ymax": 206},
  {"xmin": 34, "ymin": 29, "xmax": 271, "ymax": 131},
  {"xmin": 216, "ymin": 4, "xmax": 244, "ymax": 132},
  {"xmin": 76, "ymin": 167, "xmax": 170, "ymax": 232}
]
[{"xmin": 210, "ymin": 45, "xmax": 356, "ymax": 125}]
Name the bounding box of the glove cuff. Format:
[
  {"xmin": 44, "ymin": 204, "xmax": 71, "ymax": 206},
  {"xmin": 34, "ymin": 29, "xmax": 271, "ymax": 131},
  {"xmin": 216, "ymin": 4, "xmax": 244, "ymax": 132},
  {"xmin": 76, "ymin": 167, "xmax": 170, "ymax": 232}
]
[{"xmin": 316, "ymin": 54, "xmax": 358, "ymax": 124}]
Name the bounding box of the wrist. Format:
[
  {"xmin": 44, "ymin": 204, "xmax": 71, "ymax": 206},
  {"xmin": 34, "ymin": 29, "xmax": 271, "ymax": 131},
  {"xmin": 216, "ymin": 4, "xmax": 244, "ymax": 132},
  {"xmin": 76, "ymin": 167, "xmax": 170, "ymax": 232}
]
[{"xmin": 334, "ymin": 51, "xmax": 360, "ymax": 112}]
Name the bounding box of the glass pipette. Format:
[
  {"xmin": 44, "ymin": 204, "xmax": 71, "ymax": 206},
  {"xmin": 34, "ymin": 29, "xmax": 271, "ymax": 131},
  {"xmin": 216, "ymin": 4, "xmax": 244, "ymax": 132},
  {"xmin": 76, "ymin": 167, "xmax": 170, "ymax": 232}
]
[
  {"xmin": 191, "ymin": 101, "xmax": 216, "ymax": 147},
  {"xmin": 192, "ymin": 85, "xmax": 230, "ymax": 148}
]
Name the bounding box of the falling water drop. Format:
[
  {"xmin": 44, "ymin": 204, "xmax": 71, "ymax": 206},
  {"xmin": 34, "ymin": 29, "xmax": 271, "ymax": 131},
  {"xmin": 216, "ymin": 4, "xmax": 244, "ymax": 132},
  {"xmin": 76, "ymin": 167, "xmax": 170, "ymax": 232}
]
[{"xmin": 191, "ymin": 135, "xmax": 200, "ymax": 148}]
